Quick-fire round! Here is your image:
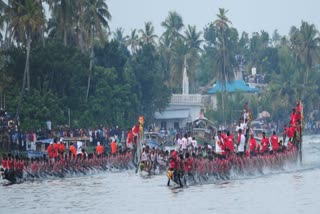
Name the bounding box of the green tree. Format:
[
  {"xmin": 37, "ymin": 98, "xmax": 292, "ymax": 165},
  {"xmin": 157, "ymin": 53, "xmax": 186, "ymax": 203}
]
[
  {"xmin": 47, "ymin": 0, "xmax": 77, "ymax": 46},
  {"xmin": 139, "ymin": 21, "xmax": 158, "ymax": 45},
  {"xmin": 290, "ymin": 21, "xmax": 320, "ymax": 100},
  {"xmin": 79, "ymin": 0, "xmax": 112, "ymax": 101},
  {"xmin": 159, "ymin": 33, "xmax": 173, "ymax": 84},
  {"xmin": 126, "ymin": 44, "xmax": 171, "ymax": 123},
  {"xmin": 126, "ymin": 29, "xmax": 140, "ymax": 54},
  {"xmin": 213, "ymin": 8, "xmax": 234, "ymax": 123},
  {"xmin": 113, "ymin": 27, "xmax": 128, "ymax": 47},
  {"xmin": 184, "ymin": 24, "xmax": 203, "ymax": 91},
  {"xmin": 8, "ymin": 0, "xmax": 45, "ymax": 120},
  {"xmin": 161, "ymin": 11, "xmax": 184, "ymax": 44}
]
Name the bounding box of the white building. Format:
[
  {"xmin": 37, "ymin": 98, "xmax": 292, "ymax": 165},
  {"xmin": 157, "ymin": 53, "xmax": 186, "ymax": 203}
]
[
  {"xmin": 154, "ymin": 58, "xmax": 205, "ymax": 130},
  {"xmin": 154, "ymin": 94, "xmax": 203, "ymax": 130}
]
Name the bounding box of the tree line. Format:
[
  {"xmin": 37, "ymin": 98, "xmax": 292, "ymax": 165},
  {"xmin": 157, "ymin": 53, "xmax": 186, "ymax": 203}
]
[{"xmin": 0, "ymin": 1, "xmax": 319, "ymax": 130}]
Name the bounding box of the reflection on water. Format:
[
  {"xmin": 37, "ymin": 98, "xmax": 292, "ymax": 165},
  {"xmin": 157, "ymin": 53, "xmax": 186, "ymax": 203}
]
[{"xmin": 1, "ymin": 135, "xmax": 320, "ymax": 214}]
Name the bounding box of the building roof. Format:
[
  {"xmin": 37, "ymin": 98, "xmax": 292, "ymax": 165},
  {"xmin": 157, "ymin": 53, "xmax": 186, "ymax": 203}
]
[
  {"xmin": 154, "ymin": 109, "xmax": 190, "ymax": 120},
  {"xmin": 207, "ymin": 80, "xmax": 260, "ymax": 94}
]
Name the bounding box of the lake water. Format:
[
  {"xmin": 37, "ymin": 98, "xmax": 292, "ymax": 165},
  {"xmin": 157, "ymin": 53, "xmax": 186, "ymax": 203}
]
[{"xmin": 1, "ymin": 135, "xmax": 320, "ymax": 214}]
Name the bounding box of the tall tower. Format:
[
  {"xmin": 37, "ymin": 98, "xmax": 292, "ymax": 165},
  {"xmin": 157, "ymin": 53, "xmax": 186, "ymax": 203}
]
[{"xmin": 182, "ymin": 56, "xmax": 189, "ymax": 95}]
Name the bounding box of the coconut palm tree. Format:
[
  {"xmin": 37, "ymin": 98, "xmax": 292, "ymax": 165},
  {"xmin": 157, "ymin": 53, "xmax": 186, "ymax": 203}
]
[
  {"xmin": 170, "ymin": 38, "xmax": 188, "ymax": 90},
  {"xmin": 213, "ymin": 8, "xmax": 232, "ymax": 83},
  {"xmin": 184, "ymin": 25, "xmax": 203, "ymax": 91},
  {"xmin": 289, "ymin": 21, "xmax": 320, "ymax": 101},
  {"xmin": 213, "ymin": 8, "xmax": 233, "ymax": 124},
  {"xmin": 159, "ymin": 33, "xmax": 172, "ymax": 82},
  {"xmin": 8, "ymin": 0, "xmax": 45, "ymax": 120},
  {"xmin": 139, "ymin": 21, "xmax": 157, "ymax": 45},
  {"xmin": 9, "ymin": 0, "xmax": 45, "ymax": 90},
  {"xmin": 46, "ymin": 0, "xmax": 77, "ymax": 46},
  {"xmin": 161, "ymin": 11, "xmax": 184, "ymax": 44},
  {"xmin": 126, "ymin": 29, "xmax": 140, "ymax": 54},
  {"xmin": 78, "ymin": 0, "xmax": 111, "ymax": 101},
  {"xmin": 185, "ymin": 25, "xmax": 203, "ymax": 52},
  {"xmin": 113, "ymin": 27, "xmax": 128, "ymax": 47}
]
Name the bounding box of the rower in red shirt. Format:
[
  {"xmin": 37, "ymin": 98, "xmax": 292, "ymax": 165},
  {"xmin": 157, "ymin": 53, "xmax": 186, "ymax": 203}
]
[
  {"xmin": 1, "ymin": 155, "xmax": 8, "ymax": 170},
  {"xmin": 184, "ymin": 152, "xmax": 193, "ymax": 175},
  {"xmin": 260, "ymin": 132, "xmax": 270, "ymax": 154},
  {"xmin": 47, "ymin": 142, "xmax": 56, "ymax": 159},
  {"xmin": 53, "ymin": 139, "xmax": 59, "ymax": 158},
  {"xmin": 167, "ymin": 151, "xmax": 182, "ymax": 186},
  {"xmin": 249, "ymin": 134, "xmax": 257, "ymax": 156},
  {"xmin": 225, "ymin": 131, "xmax": 234, "ymax": 155},
  {"xmin": 270, "ymin": 131, "xmax": 279, "ymax": 153}
]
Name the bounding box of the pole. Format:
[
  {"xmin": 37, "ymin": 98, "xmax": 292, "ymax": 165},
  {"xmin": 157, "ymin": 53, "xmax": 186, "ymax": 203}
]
[
  {"xmin": 299, "ymin": 122, "xmax": 302, "ymax": 164},
  {"xmin": 299, "ymin": 101, "xmax": 303, "ymax": 164}
]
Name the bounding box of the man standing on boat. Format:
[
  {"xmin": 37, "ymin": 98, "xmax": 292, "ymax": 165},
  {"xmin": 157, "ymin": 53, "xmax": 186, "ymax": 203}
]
[
  {"xmin": 290, "ymin": 108, "xmax": 297, "ymax": 127},
  {"xmin": 77, "ymin": 140, "xmax": 82, "ymax": 159},
  {"xmin": 215, "ymin": 131, "xmax": 225, "ymax": 159},
  {"xmin": 236, "ymin": 129, "xmax": 245, "ymax": 157},
  {"xmin": 179, "ymin": 134, "xmax": 188, "ymax": 151}
]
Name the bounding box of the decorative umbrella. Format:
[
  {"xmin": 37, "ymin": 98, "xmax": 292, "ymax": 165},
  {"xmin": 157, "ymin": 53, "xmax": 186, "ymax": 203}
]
[{"xmin": 259, "ymin": 111, "xmax": 271, "ymax": 118}]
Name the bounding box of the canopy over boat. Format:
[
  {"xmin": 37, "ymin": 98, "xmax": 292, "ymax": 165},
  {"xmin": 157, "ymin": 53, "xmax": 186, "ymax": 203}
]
[
  {"xmin": 189, "ymin": 118, "xmax": 217, "ymax": 145},
  {"xmin": 143, "ymin": 132, "xmax": 165, "ymax": 148}
]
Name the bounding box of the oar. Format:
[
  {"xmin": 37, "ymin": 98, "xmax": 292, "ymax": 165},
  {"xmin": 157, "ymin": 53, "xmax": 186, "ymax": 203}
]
[
  {"xmin": 135, "ymin": 161, "xmax": 141, "ymax": 173},
  {"xmin": 25, "ymin": 170, "xmax": 35, "ymax": 179}
]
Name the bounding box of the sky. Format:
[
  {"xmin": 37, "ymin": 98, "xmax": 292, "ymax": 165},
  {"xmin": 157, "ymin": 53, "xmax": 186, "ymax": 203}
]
[{"xmin": 107, "ymin": 0, "xmax": 320, "ymax": 37}]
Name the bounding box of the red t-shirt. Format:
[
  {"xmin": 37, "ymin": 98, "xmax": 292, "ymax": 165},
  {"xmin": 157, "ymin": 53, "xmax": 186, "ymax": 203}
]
[
  {"xmin": 249, "ymin": 138, "xmax": 257, "ymax": 152},
  {"xmin": 261, "ymin": 137, "xmax": 269, "ymax": 153},
  {"xmin": 271, "ymin": 135, "xmax": 279, "ymax": 150},
  {"xmin": 169, "ymin": 157, "xmax": 177, "ymax": 169},
  {"xmin": 226, "ymin": 136, "xmax": 234, "ymax": 153},
  {"xmin": 290, "ymin": 113, "xmax": 297, "ymax": 126},
  {"xmin": 2, "ymin": 160, "xmax": 8, "ymax": 169},
  {"xmin": 287, "ymin": 127, "xmax": 295, "ymax": 138},
  {"xmin": 184, "ymin": 158, "xmax": 193, "ymax": 172}
]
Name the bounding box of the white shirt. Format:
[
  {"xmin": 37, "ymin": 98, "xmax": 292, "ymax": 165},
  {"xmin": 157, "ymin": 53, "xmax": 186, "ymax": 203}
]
[
  {"xmin": 187, "ymin": 137, "xmax": 193, "ymax": 147},
  {"xmin": 237, "ymin": 134, "xmax": 246, "ymax": 152},
  {"xmin": 180, "ymin": 137, "xmax": 187, "ymax": 150},
  {"xmin": 243, "ymin": 112, "xmax": 248, "ymax": 121},
  {"xmin": 191, "ymin": 139, "xmax": 197, "ymax": 148},
  {"xmin": 215, "ymin": 137, "xmax": 224, "ymax": 154},
  {"xmin": 175, "ymin": 138, "xmax": 182, "ymax": 146},
  {"xmin": 141, "ymin": 151, "xmax": 148, "ymax": 161},
  {"xmin": 76, "ymin": 141, "xmax": 83, "ymax": 154},
  {"xmin": 240, "ymin": 122, "xmax": 247, "ymax": 134}
]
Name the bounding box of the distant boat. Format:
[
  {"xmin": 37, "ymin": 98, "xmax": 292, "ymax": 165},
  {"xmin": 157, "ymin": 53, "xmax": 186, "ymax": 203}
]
[
  {"xmin": 189, "ymin": 118, "xmax": 217, "ymax": 145},
  {"xmin": 143, "ymin": 132, "xmax": 165, "ymax": 149}
]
